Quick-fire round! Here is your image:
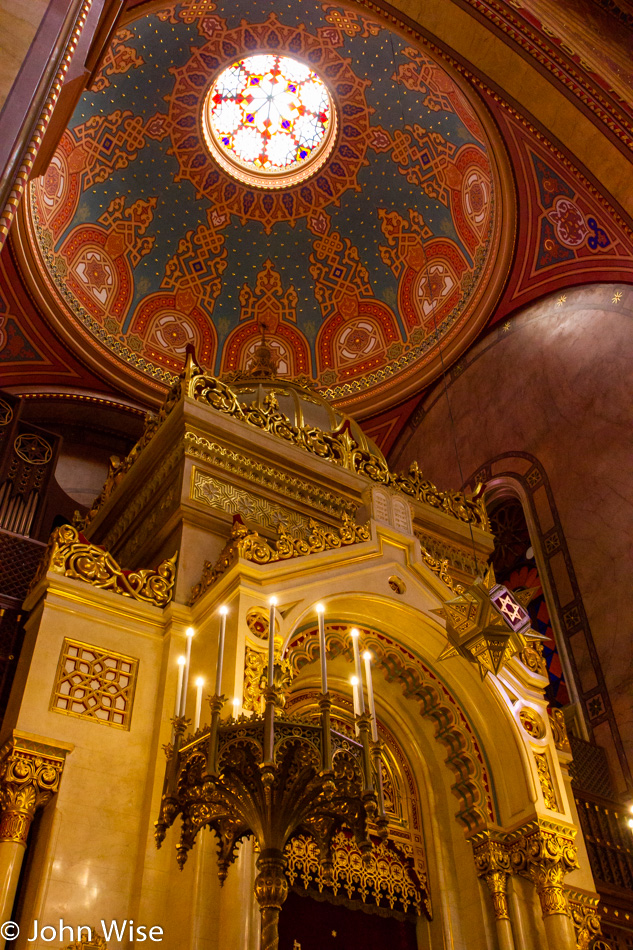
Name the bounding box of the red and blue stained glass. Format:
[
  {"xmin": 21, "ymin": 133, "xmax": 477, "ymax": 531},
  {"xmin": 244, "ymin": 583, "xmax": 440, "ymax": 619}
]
[{"xmin": 207, "ymin": 54, "xmax": 332, "ymax": 174}]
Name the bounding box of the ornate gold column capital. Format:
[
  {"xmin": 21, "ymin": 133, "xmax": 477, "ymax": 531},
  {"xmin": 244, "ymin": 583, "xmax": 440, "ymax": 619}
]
[
  {"xmin": 0, "ymin": 736, "xmax": 66, "ymax": 845},
  {"xmin": 508, "ymin": 819, "xmax": 579, "ymax": 918},
  {"xmin": 471, "ymin": 831, "xmax": 511, "ymax": 920}
]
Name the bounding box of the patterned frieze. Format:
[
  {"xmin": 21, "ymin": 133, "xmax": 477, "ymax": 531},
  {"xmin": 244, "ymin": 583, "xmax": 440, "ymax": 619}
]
[
  {"xmin": 185, "ymin": 430, "xmax": 356, "ymax": 521},
  {"xmin": 190, "ymin": 469, "xmax": 314, "ymax": 538}
]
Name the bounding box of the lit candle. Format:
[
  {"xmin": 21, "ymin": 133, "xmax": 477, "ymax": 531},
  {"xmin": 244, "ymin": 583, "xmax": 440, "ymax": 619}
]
[
  {"xmin": 232, "ymin": 697, "xmax": 241, "ymax": 719},
  {"xmin": 180, "ymin": 627, "xmax": 195, "ymax": 716},
  {"xmin": 194, "ymin": 677, "xmax": 204, "ymax": 730},
  {"xmin": 316, "ymin": 603, "xmax": 327, "ymax": 693},
  {"xmin": 351, "ymin": 676, "xmax": 360, "ymax": 716},
  {"xmin": 363, "ymin": 651, "xmax": 378, "ymax": 741},
  {"xmin": 268, "ymin": 596, "xmax": 277, "ymax": 687},
  {"xmin": 215, "ymin": 606, "xmax": 228, "ymax": 696},
  {"xmin": 350, "ymin": 629, "xmax": 365, "ymax": 714},
  {"xmin": 174, "ymin": 656, "xmax": 185, "ymax": 718}
]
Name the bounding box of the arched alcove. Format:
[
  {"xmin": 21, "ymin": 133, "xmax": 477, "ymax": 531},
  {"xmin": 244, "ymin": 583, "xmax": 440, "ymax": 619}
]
[{"xmin": 391, "ymin": 283, "xmax": 633, "ymax": 793}]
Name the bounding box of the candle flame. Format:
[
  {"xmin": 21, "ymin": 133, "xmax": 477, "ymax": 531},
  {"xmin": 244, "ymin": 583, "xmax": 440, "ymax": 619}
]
[
  {"xmin": 219, "ymin": 605, "xmax": 228, "ymax": 615},
  {"xmin": 177, "ymin": 656, "xmax": 186, "ymax": 666},
  {"xmin": 362, "ymin": 650, "xmax": 372, "ymax": 661},
  {"xmin": 315, "ymin": 602, "xmax": 324, "ymax": 614},
  {"xmin": 350, "ymin": 675, "xmax": 359, "ymax": 686},
  {"xmin": 185, "ymin": 626, "xmax": 195, "ymax": 638},
  {"xmin": 232, "ymin": 697, "xmax": 240, "ymax": 706},
  {"xmin": 270, "ymin": 596, "xmax": 278, "ymax": 606},
  {"xmin": 195, "ymin": 677, "xmax": 204, "ymax": 687},
  {"xmin": 350, "ymin": 628, "xmax": 359, "ymax": 637}
]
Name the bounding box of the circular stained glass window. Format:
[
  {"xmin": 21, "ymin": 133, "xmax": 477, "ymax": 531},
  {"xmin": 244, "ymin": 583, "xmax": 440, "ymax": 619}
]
[{"xmin": 202, "ymin": 54, "xmax": 337, "ymax": 189}]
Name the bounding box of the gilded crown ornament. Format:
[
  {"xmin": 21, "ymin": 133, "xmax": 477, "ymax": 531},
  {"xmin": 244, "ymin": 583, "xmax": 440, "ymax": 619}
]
[{"xmin": 434, "ymin": 566, "xmax": 544, "ymax": 678}]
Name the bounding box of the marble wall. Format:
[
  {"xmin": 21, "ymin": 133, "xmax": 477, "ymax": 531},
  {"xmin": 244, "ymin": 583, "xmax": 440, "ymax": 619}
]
[{"xmin": 391, "ymin": 283, "xmax": 633, "ymax": 791}]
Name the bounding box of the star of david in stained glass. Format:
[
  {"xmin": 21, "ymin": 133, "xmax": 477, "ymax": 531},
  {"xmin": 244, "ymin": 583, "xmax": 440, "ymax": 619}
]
[{"xmin": 203, "ymin": 54, "xmax": 337, "ymax": 188}]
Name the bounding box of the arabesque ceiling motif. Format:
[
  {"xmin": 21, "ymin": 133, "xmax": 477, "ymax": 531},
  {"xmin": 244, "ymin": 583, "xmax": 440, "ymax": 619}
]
[{"xmin": 21, "ymin": 0, "xmax": 508, "ymax": 414}]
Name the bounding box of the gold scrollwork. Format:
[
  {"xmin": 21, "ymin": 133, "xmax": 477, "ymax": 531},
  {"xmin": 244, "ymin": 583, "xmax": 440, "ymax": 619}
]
[
  {"xmin": 519, "ymin": 708, "xmax": 546, "ymax": 739},
  {"xmin": 549, "ymin": 709, "xmax": 571, "ymax": 754},
  {"xmin": 0, "ymin": 738, "xmax": 66, "ymax": 845},
  {"xmin": 419, "ymin": 546, "xmax": 464, "ymax": 594},
  {"xmin": 567, "ymin": 888, "xmax": 608, "ymax": 950},
  {"xmin": 80, "ymin": 352, "xmax": 488, "ymax": 532},
  {"xmin": 30, "ymin": 524, "xmax": 177, "ymax": 607},
  {"xmin": 190, "ymin": 514, "xmax": 370, "ymax": 604},
  {"xmin": 535, "ymin": 752, "xmax": 559, "ymax": 811}
]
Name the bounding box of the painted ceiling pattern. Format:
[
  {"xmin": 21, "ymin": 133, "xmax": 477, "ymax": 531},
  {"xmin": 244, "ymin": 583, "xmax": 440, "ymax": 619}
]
[{"xmin": 25, "ymin": 0, "xmax": 503, "ymax": 413}]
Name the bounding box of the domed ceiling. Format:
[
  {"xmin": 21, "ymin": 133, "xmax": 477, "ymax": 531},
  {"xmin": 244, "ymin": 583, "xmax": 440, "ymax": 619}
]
[{"xmin": 19, "ymin": 0, "xmax": 512, "ymax": 416}]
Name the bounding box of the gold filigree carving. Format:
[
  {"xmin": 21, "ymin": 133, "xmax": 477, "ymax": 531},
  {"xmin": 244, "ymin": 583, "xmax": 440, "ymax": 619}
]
[
  {"xmin": 419, "ymin": 546, "xmax": 465, "ymax": 594},
  {"xmin": 185, "ymin": 432, "xmax": 355, "ymax": 519},
  {"xmin": 567, "ymin": 889, "xmax": 607, "ymax": 950},
  {"xmin": 519, "ymin": 708, "xmax": 546, "ymax": 739},
  {"xmin": 51, "ymin": 638, "xmax": 138, "ymax": 730},
  {"xmin": 190, "ymin": 514, "xmax": 370, "ymax": 604},
  {"xmin": 243, "ymin": 645, "xmax": 293, "ymax": 714},
  {"xmin": 549, "ymin": 709, "xmax": 571, "ymax": 754},
  {"xmin": 30, "ymin": 524, "xmax": 177, "ymax": 607},
  {"xmin": 187, "ymin": 369, "xmax": 486, "ymax": 528},
  {"xmin": 471, "ymin": 832, "xmax": 511, "ymax": 920},
  {"xmin": 79, "ymin": 352, "xmax": 487, "ymax": 533},
  {"xmin": 0, "ymin": 738, "xmax": 66, "ymax": 844},
  {"xmin": 415, "ymin": 531, "xmax": 485, "ymax": 579},
  {"xmin": 285, "ymin": 832, "xmax": 426, "ymax": 916},
  {"xmin": 519, "ymin": 640, "xmax": 549, "ymax": 677},
  {"xmin": 535, "ymin": 753, "xmax": 559, "ymax": 811},
  {"xmin": 508, "ymin": 820, "xmax": 578, "ymax": 918},
  {"xmin": 191, "ymin": 469, "xmax": 311, "ymax": 536}
]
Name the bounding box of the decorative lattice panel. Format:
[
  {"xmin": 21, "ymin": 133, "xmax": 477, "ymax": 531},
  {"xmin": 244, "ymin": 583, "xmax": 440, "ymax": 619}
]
[
  {"xmin": 0, "ymin": 532, "xmax": 46, "ymax": 602},
  {"xmin": 51, "ymin": 638, "xmax": 138, "ymax": 729},
  {"xmin": 569, "ymin": 735, "xmax": 614, "ymax": 798}
]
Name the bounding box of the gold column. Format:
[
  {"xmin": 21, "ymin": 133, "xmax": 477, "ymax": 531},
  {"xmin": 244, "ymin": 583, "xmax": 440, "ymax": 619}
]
[
  {"xmin": 0, "ymin": 737, "xmax": 65, "ymax": 935},
  {"xmin": 510, "ymin": 821, "xmax": 579, "ymax": 950},
  {"xmin": 472, "ymin": 833, "xmax": 516, "ymax": 950}
]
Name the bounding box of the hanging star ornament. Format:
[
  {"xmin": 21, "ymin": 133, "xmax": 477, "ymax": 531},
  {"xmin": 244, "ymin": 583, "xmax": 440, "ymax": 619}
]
[{"xmin": 432, "ymin": 566, "xmax": 546, "ymax": 679}]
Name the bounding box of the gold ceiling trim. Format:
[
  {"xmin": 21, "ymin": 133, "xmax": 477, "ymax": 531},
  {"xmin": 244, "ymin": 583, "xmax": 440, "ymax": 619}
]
[
  {"xmin": 190, "ymin": 513, "xmax": 370, "ymax": 604},
  {"xmin": 30, "ymin": 524, "xmax": 177, "ymax": 608}
]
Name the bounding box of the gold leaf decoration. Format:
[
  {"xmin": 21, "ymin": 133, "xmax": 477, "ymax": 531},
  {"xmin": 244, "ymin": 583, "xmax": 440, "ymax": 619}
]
[{"xmin": 30, "ymin": 524, "xmax": 177, "ymax": 607}]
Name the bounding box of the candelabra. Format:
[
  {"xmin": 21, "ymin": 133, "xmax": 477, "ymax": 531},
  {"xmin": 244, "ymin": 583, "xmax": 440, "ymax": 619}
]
[{"xmin": 155, "ymin": 662, "xmax": 387, "ymax": 950}]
